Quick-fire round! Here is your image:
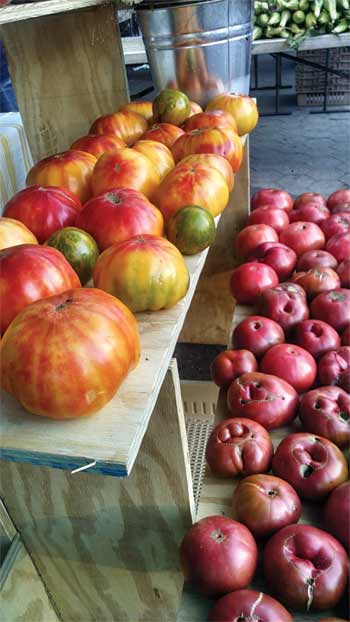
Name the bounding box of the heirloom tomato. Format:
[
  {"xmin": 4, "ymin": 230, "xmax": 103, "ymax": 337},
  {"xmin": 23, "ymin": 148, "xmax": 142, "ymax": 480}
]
[
  {"xmin": 318, "ymin": 346, "xmax": 350, "ymax": 392},
  {"xmin": 0, "ymin": 217, "xmax": 38, "ymax": 250},
  {"xmin": 247, "ymin": 206, "xmax": 289, "ymax": 234},
  {"xmin": 327, "ymin": 188, "xmax": 350, "ymax": 210},
  {"xmin": 182, "ymin": 110, "xmax": 238, "ymax": 134},
  {"xmin": 337, "ymin": 259, "xmax": 350, "ymax": 288},
  {"xmin": 297, "ymin": 249, "xmax": 337, "ymax": 271},
  {"xmin": 326, "ymin": 232, "xmax": 350, "ymax": 263},
  {"xmin": 227, "ymin": 372, "xmax": 298, "ymax": 430},
  {"xmin": 70, "ymin": 134, "xmax": 125, "ymax": 159},
  {"xmin": 45, "ymin": 227, "xmax": 99, "ymax": 285},
  {"xmin": 251, "ymin": 188, "xmax": 293, "ymax": 212},
  {"xmin": 236, "ymin": 224, "xmax": 278, "ymax": 260},
  {"xmin": 167, "ymin": 205, "xmax": 215, "ymax": 255},
  {"xmin": 208, "ymin": 589, "xmax": 292, "ymax": 622},
  {"xmin": 272, "ymin": 432, "xmax": 348, "ymax": 500},
  {"xmin": 89, "ymin": 110, "xmax": 147, "ymax": 145},
  {"xmin": 26, "ymin": 150, "xmax": 96, "ymax": 204},
  {"xmin": 291, "ymin": 267, "xmax": 340, "ymax": 300},
  {"xmin": 4, "ymin": 185, "xmax": 82, "ymax": 244},
  {"xmin": 260, "ymin": 343, "xmax": 317, "ymax": 393},
  {"xmin": 279, "ymin": 221, "xmax": 325, "ymax": 256},
  {"xmin": 260, "ymin": 282, "xmax": 309, "ymax": 333},
  {"xmin": 180, "ymin": 515, "xmax": 258, "ymax": 596},
  {"xmin": 294, "ymin": 192, "xmax": 327, "ymax": 209},
  {"xmin": 230, "ymin": 263, "xmax": 278, "ymax": 305},
  {"xmin": 76, "ymin": 188, "xmax": 163, "ymax": 251},
  {"xmin": 141, "ymin": 123, "xmax": 185, "ymax": 149},
  {"xmin": 178, "ymin": 154, "xmax": 234, "ymax": 192},
  {"xmin": 263, "ymin": 524, "xmax": 348, "ymax": 611},
  {"xmin": 119, "ymin": 101, "xmax": 153, "ymax": 123},
  {"xmin": 232, "ymin": 315, "xmax": 285, "ymax": 359},
  {"xmin": 91, "ymin": 148, "xmax": 160, "ymax": 199},
  {"xmin": 206, "ymin": 93, "xmax": 258, "ymax": 136},
  {"xmin": 248, "ymin": 242, "xmax": 297, "ymax": 281},
  {"xmin": 154, "ymin": 160, "xmax": 229, "ymax": 222},
  {"xmin": 311, "ymin": 288, "xmax": 350, "ymax": 332},
  {"xmin": 321, "ymin": 212, "xmax": 350, "ymax": 240},
  {"xmin": 324, "ymin": 481, "xmax": 350, "ymax": 550},
  {"xmin": 206, "ymin": 417, "xmax": 273, "ymax": 477},
  {"xmin": 293, "ymin": 319, "xmax": 340, "ymax": 360},
  {"xmin": 132, "ymin": 139, "xmax": 175, "ymax": 181},
  {"xmin": 0, "ymin": 288, "xmax": 140, "ymax": 419},
  {"xmin": 94, "ymin": 234, "xmax": 189, "ymax": 312},
  {"xmin": 289, "ymin": 202, "xmax": 330, "ymax": 224},
  {"xmin": 0, "ymin": 244, "xmax": 80, "ymax": 334},
  {"xmin": 152, "ymin": 89, "xmax": 190, "ymax": 126},
  {"xmin": 188, "ymin": 101, "xmax": 203, "ymax": 116},
  {"xmin": 342, "ymin": 325, "xmax": 350, "ymax": 346},
  {"xmin": 299, "ymin": 386, "xmax": 350, "ymax": 448},
  {"xmin": 172, "ymin": 127, "xmax": 243, "ymax": 172},
  {"xmin": 233, "ymin": 474, "xmax": 301, "ymax": 538},
  {"xmin": 210, "ymin": 349, "xmax": 257, "ymax": 387}
]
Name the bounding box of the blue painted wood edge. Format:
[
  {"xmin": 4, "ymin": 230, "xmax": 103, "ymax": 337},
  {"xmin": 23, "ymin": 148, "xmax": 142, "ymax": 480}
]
[{"xmin": 0, "ymin": 449, "xmax": 128, "ymax": 478}]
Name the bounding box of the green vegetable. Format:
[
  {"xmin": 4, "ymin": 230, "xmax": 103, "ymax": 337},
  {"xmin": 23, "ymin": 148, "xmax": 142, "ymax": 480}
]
[
  {"xmin": 266, "ymin": 25, "xmax": 284, "ymax": 36},
  {"xmin": 318, "ymin": 9, "xmax": 331, "ymax": 22},
  {"xmin": 289, "ymin": 21, "xmax": 306, "ymax": 30},
  {"xmin": 257, "ymin": 12, "xmax": 270, "ymax": 26},
  {"xmin": 253, "ymin": 25, "xmax": 264, "ymax": 39},
  {"xmin": 332, "ymin": 17, "xmax": 349, "ymax": 30},
  {"xmin": 254, "ymin": 1, "xmax": 269, "ymax": 14},
  {"xmin": 337, "ymin": 0, "xmax": 349, "ymax": 9},
  {"xmin": 299, "ymin": 0, "xmax": 309, "ymax": 9},
  {"xmin": 293, "ymin": 9, "xmax": 306, "ymax": 21},
  {"xmin": 313, "ymin": 0, "xmax": 324, "ymax": 17},
  {"xmin": 305, "ymin": 11, "xmax": 318, "ymax": 26},
  {"xmin": 324, "ymin": 0, "xmax": 337, "ymax": 20},
  {"xmin": 280, "ymin": 8, "xmax": 292, "ymax": 25},
  {"xmin": 280, "ymin": 28, "xmax": 290, "ymax": 36},
  {"xmin": 277, "ymin": 0, "xmax": 299, "ymax": 9},
  {"xmin": 268, "ymin": 11, "xmax": 281, "ymax": 24}
]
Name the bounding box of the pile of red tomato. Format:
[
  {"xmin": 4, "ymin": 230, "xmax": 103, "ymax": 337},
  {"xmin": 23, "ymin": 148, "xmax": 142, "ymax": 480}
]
[
  {"xmin": 180, "ymin": 187, "xmax": 350, "ymax": 621},
  {"xmin": 0, "ymin": 89, "xmax": 258, "ymax": 421}
]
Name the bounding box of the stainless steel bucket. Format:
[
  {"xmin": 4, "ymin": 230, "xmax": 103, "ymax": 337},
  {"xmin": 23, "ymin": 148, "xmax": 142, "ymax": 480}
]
[{"xmin": 136, "ymin": 0, "xmax": 253, "ymax": 107}]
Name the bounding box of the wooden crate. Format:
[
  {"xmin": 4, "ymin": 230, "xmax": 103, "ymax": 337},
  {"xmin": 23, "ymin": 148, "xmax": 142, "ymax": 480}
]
[{"xmin": 296, "ymin": 47, "xmax": 350, "ymax": 107}]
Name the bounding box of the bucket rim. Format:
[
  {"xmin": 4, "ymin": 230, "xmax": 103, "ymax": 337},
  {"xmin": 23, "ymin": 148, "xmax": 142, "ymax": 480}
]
[{"xmin": 136, "ymin": 0, "xmax": 240, "ymax": 12}]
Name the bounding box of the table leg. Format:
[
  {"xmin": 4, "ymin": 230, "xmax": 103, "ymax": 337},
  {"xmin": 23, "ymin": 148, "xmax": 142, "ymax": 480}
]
[
  {"xmin": 0, "ymin": 360, "xmax": 194, "ymax": 621},
  {"xmin": 1, "ymin": 4, "xmax": 129, "ymax": 161}
]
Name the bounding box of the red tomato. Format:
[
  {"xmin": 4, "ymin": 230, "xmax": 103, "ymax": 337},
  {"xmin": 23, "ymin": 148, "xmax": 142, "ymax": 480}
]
[
  {"xmin": 251, "ymin": 188, "xmax": 293, "ymax": 213},
  {"xmin": 289, "ymin": 202, "xmax": 330, "ymax": 224},
  {"xmin": 321, "ymin": 213, "xmax": 350, "ymax": 240},
  {"xmin": 342, "ymin": 325, "xmax": 350, "ymax": 346},
  {"xmin": 279, "ymin": 221, "xmax": 325, "ymax": 256},
  {"xmin": 0, "ymin": 245, "xmax": 80, "ymax": 334},
  {"xmin": 70, "ymin": 134, "xmax": 125, "ymax": 159},
  {"xmin": 208, "ymin": 589, "xmax": 292, "ymax": 622},
  {"xmin": 333, "ymin": 203, "xmax": 350, "ymax": 214},
  {"xmin": 182, "ymin": 110, "xmax": 238, "ymax": 134},
  {"xmin": 76, "ymin": 188, "xmax": 164, "ymax": 251},
  {"xmin": 327, "ymin": 188, "xmax": 350, "ymax": 210},
  {"xmin": 141, "ymin": 123, "xmax": 185, "ymax": 149},
  {"xmin": 180, "ymin": 515, "xmax": 258, "ymax": 596},
  {"xmin": 206, "ymin": 93, "xmax": 258, "ymax": 136},
  {"xmin": 3, "ymin": 186, "xmax": 82, "ymax": 244},
  {"xmin": 232, "ymin": 315, "xmax": 285, "ymax": 359},
  {"xmin": 91, "ymin": 148, "xmax": 160, "ymax": 199},
  {"xmin": 326, "ymin": 232, "xmax": 350, "ymax": 263},
  {"xmin": 311, "ymin": 288, "xmax": 350, "ymax": 332},
  {"xmin": 318, "ymin": 346, "xmax": 350, "ymax": 393},
  {"xmin": 233, "ymin": 474, "xmax": 301, "ymax": 538},
  {"xmin": 293, "ymin": 319, "xmax": 340, "ymax": 360},
  {"xmin": 272, "ymin": 432, "xmax": 348, "ymax": 500},
  {"xmin": 230, "ymin": 263, "xmax": 279, "ymax": 305},
  {"xmin": 337, "ymin": 259, "xmax": 350, "ymax": 288},
  {"xmin": 291, "ymin": 267, "xmax": 341, "ymax": 300},
  {"xmin": 206, "ymin": 417, "xmax": 273, "ymax": 477},
  {"xmin": 260, "ymin": 343, "xmax": 317, "ymax": 393},
  {"xmin": 248, "ymin": 242, "xmax": 297, "ymax": 281},
  {"xmin": 247, "ymin": 206, "xmax": 289, "ymax": 234},
  {"xmin": 26, "ymin": 150, "xmax": 97, "ymax": 204},
  {"xmin": 236, "ymin": 224, "xmax": 278, "ymax": 260},
  {"xmin": 0, "ymin": 217, "xmax": 38, "ymax": 250},
  {"xmin": 297, "ymin": 249, "xmax": 337, "ymax": 272},
  {"xmin": 172, "ymin": 126, "xmax": 243, "ymax": 172},
  {"xmin": 89, "ymin": 110, "xmax": 148, "ymax": 145},
  {"xmin": 324, "ymin": 481, "xmax": 350, "ymax": 550},
  {"xmin": 299, "ymin": 386, "xmax": 350, "ymax": 448},
  {"xmin": 227, "ymin": 372, "xmax": 298, "ymax": 430},
  {"xmin": 1, "ymin": 288, "xmax": 140, "ymax": 419},
  {"xmin": 154, "ymin": 160, "xmax": 229, "ymax": 222},
  {"xmin": 294, "ymin": 192, "xmax": 327, "ymax": 209},
  {"xmin": 210, "ymin": 349, "xmax": 257, "ymax": 388},
  {"xmin": 259, "ymin": 282, "xmax": 309, "ymax": 334},
  {"xmin": 263, "ymin": 524, "xmax": 348, "ymax": 611}
]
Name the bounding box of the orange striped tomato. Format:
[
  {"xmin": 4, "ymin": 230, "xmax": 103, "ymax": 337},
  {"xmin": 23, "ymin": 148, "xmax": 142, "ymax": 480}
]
[
  {"xmin": 132, "ymin": 139, "xmax": 175, "ymax": 181},
  {"xmin": 141, "ymin": 123, "xmax": 185, "ymax": 149},
  {"xmin": 182, "ymin": 110, "xmax": 238, "ymax": 134},
  {"xmin": 90, "ymin": 110, "xmax": 148, "ymax": 145},
  {"xmin": 179, "ymin": 154, "xmax": 234, "ymax": 192},
  {"xmin": 154, "ymin": 161, "xmax": 229, "ymax": 222},
  {"xmin": 120, "ymin": 101, "xmax": 153, "ymax": 123},
  {"xmin": 206, "ymin": 93, "xmax": 259, "ymax": 136},
  {"xmin": 172, "ymin": 127, "xmax": 243, "ymax": 172},
  {"xmin": 0, "ymin": 217, "xmax": 38, "ymax": 250},
  {"xmin": 94, "ymin": 234, "xmax": 189, "ymax": 312},
  {"xmin": 26, "ymin": 150, "xmax": 97, "ymax": 204},
  {"xmin": 189, "ymin": 101, "xmax": 203, "ymax": 116},
  {"xmin": 70, "ymin": 134, "xmax": 125, "ymax": 159},
  {"xmin": 91, "ymin": 147, "xmax": 160, "ymax": 199},
  {"xmin": 1, "ymin": 288, "xmax": 140, "ymax": 419}
]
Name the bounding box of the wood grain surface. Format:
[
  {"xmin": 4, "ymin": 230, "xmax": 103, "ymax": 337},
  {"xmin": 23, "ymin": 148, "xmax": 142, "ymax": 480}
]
[
  {"xmin": 1, "ymin": 4, "xmax": 128, "ymax": 161},
  {"xmin": 1, "ymin": 362, "xmax": 195, "ymax": 622}
]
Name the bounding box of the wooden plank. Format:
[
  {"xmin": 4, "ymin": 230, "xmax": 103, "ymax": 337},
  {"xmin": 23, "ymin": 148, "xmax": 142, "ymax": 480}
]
[
  {"xmin": 0, "ymin": 361, "xmax": 195, "ymax": 622},
  {"xmin": 0, "ymin": 0, "xmax": 126, "ymax": 25},
  {"xmin": 1, "ymin": 4, "xmax": 129, "ymax": 161},
  {"xmin": 1, "ymin": 536, "xmax": 60, "ymax": 622}
]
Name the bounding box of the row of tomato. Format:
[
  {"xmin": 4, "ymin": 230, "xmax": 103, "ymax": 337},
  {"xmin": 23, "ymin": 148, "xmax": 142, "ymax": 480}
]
[
  {"xmin": 179, "ymin": 186, "xmax": 350, "ymax": 621},
  {"xmin": 0, "ymin": 90, "xmax": 259, "ymax": 421}
]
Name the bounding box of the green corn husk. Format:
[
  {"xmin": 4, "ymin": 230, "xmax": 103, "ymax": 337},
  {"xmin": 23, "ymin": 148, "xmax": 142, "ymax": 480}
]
[
  {"xmin": 332, "ymin": 17, "xmax": 349, "ymax": 30},
  {"xmin": 324, "ymin": 0, "xmax": 337, "ymax": 20},
  {"xmin": 299, "ymin": 0, "xmax": 310, "ymax": 9},
  {"xmin": 253, "ymin": 25, "xmax": 264, "ymax": 39},
  {"xmin": 280, "ymin": 8, "xmax": 292, "ymax": 25},
  {"xmin": 293, "ymin": 8, "xmax": 306, "ymax": 21},
  {"xmin": 313, "ymin": 0, "xmax": 324, "ymax": 17},
  {"xmin": 305, "ymin": 11, "xmax": 318, "ymax": 25},
  {"xmin": 255, "ymin": 1, "xmax": 270, "ymax": 15},
  {"xmin": 337, "ymin": 0, "xmax": 349, "ymax": 10},
  {"xmin": 268, "ymin": 11, "xmax": 282, "ymax": 24},
  {"xmin": 257, "ymin": 13, "xmax": 270, "ymax": 26},
  {"xmin": 318, "ymin": 9, "xmax": 331, "ymax": 22},
  {"xmin": 266, "ymin": 25, "xmax": 284, "ymax": 36}
]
